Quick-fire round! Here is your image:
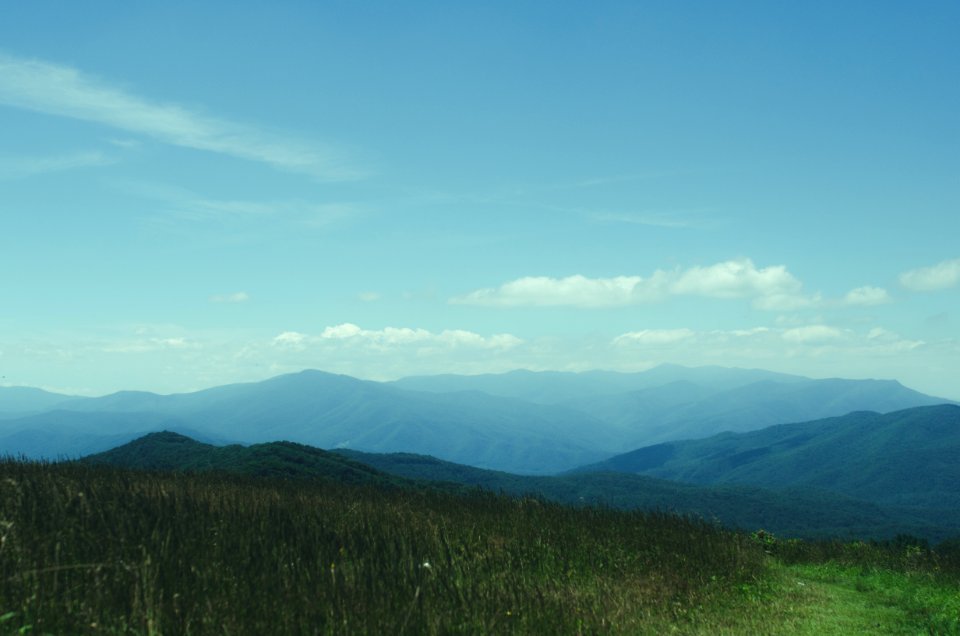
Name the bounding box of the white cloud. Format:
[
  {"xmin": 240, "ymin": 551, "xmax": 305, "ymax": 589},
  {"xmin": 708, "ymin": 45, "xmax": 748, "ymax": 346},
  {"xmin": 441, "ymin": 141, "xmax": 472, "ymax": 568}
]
[
  {"xmin": 781, "ymin": 325, "xmax": 846, "ymax": 344},
  {"xmin": 842, "ymin": 286, "xmax": 891, "ymax": 306},
  {"xmin": 0, "ymin": 53, "xmax": 360, "ymax": 180},
  {"xmin": 102, "ymin": 336, "xmax": 198, "ymax": 354},
  {"xmin": 320, "ymin": 323, "xmax": 365, "ymax": 340},
  {"xmin": 272, "ymin": 331, "xmax": 308, "ymax": 349},
  {"xmin": 452, "ymin": 258, "xmax": 810, "ymax": 310},
  {"xmin": 899, "ymin": 258, "xmax": 960, "ymax": 292},
  {"xmin": 454, "ymin": 274, "xmax": 655, "ymax": 308},
  {"xmin": 210, "ymin": 292, "xmax": 250, "ymax": 303},
  {"xmin": 357, "ymin": 292, "xmax": 381, "ymax": 302},
  {"xmin": 0, "ymin": 150, "xmax": 113, "ymax": 180},
  {"xmin": 613, "ymin": 329, "xmax": 696, "ymax": 346},
  {"xmin": 284, "ymin": 323, "xmax": 523, "ymax": 351},
  {"xmin": 670, "ymin": 259, "xmax": 802, "ymax": 300}
]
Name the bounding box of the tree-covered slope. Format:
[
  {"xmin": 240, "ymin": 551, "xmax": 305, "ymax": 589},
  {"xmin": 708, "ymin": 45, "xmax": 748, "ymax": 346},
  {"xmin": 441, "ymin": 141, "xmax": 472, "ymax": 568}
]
[
  {"xmin": 84, "ymin": 431, "xmax": 409, "ymax": 487},
  {"xmin": 328, "ymin": 449, "xmax": 960, "ymax": 541},
  {"xmin": 575, "ymin": 405, "xmax": 960, "ymax": 511}
]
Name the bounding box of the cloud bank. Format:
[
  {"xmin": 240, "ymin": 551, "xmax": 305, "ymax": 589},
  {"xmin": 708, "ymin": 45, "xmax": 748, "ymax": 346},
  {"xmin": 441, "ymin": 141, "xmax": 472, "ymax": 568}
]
[{"xmin": 452, "ymin": 258, "xmax": 809, "ymax": 310}]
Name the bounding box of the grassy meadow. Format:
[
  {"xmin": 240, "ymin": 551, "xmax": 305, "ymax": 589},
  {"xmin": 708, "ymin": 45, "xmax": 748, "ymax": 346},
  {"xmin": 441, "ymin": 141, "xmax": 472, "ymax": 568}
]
[{"xmin": 0, "ymin": 459, "xmax": 958, "ymax": 634}]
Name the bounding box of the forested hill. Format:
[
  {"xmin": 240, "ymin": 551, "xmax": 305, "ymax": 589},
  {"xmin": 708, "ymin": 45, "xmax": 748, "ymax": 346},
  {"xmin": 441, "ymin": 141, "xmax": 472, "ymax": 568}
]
[
  {"xmin": 84, "ymin": 431, "xmax": 408, "ymax": 488},
  {"xmin": 84, "ymin": 431, "xmax": 959, "ymax": 542},
  {"xmin": 574, "ymin": 404, "xmax": 960, "ymax": 511}
]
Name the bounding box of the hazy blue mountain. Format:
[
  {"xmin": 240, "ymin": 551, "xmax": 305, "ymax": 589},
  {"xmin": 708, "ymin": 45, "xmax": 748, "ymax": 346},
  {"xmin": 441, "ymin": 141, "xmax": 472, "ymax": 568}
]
[
  {"xmin": 0, "ymin": 386, "xmax": 82, "ymax": 418},
  {"xmin": 575, "ymin": 404, "xmax": 960, "ymax": 511},
  {"xmin": 7, "ymin": 371, "xmax": 613, "ymax": 473},
  {"xmin": 391, "ymin": 366, "xmax": 952, "ymax": 448},
  {"xmin": 565, "ymin": 377, "xmax": 953, "ymax": 447},
  {"xmin": 390, "ymin": 364, "xmax": 805, "ymax": 404},
  {"xmin": 0, "ymin": 411, "xmax": 194, "ymax": 459},
  {"xmin": 5, "ymin": 366, "xmax": 953, "ymax": 473}
]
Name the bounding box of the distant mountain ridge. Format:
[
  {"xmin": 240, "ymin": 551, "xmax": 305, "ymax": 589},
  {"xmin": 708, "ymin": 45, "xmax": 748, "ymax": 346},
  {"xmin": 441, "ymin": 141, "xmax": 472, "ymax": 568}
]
[
  {"xmin": 0, "ymin": 365, "xmax": 954, "ymax": 474},
  {"xmin": 2, "ymin": 370, "xmax": 615, "ymax": 473},
  {"xmin": 0, "ymin": 386, "xmax": 82, "ymax": 418}
]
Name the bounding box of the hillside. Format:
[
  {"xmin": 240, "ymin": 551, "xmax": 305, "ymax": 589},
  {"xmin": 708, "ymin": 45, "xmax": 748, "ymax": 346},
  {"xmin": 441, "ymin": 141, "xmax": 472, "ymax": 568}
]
[
  {"xmin": 4, "ymin": 457, "xmax": 959, "ymax": 634},
  {"xmin": 85, "ymin": 431, "xmax": 409, "ymax": 487},
  {"xmin": 85, "ymin": 432, "xmax": 957, "ymax": 541},
  {"xmin": 575, "ymin": 405, "xmax": 960, "ymax": 514},
  {"xmin": 334, "ymin": 448, "xmax": 957, "ymax": 541}
]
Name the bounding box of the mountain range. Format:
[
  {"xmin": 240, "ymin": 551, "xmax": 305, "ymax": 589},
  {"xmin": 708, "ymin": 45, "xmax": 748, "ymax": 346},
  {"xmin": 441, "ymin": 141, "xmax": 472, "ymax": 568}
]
[{"xmin": 1, "ymin": 365, "xmax": 953, "ymax": 474}]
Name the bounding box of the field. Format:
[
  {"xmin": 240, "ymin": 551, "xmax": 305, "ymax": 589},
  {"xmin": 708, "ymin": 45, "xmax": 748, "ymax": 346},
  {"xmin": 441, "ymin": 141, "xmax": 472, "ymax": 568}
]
[{"xmin": 1, "ymin": 460, "xmax": 957, "ymax": 634}]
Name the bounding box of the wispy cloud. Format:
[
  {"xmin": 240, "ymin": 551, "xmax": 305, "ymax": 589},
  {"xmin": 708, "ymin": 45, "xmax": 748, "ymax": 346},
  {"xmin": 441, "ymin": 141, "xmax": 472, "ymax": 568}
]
[
  {"xmin": 452, "ymin": 258, "xmax": 811, "ymax": 310},
  {"xmin": 0, "ymin": 53, "xmax": 362, "ymax": 180},
  {"xmin": 781, "ymin": 325, "xmax": 846, "ymax": 343},
  {"xmin": 113, "ymin": 179, "xmax": 363, "ymax": 231},
  {"xmin": 899, "ymin": 258, "xmax": 960, "ymax": 292},
  {"xmin": 101, "ymin": 336, "xmax": 199, "ymax": 354},
  {"xmin": 0, "ymin": 150, "xmax": 114, "ymax": 180},
  {"xmin": 107, "ymin": 138, "xmax": 141, "ymax": 149},
  {"xmin": 210, "ymin": 292, "xmax": 250, "ymax": 304}
]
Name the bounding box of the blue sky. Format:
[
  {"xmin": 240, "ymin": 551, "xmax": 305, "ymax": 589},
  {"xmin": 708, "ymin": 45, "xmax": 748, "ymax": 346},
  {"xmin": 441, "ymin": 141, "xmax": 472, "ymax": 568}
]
[{"xmin": 1, "ymin": 2, "xmax": 958, "ymax": 399}]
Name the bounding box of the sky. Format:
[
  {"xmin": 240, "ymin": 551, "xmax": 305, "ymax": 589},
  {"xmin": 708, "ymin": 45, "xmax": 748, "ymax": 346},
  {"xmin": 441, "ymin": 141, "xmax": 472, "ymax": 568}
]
[{"xmin": 1, "ymin": 1, "xmax": 958, "ymax": 399}]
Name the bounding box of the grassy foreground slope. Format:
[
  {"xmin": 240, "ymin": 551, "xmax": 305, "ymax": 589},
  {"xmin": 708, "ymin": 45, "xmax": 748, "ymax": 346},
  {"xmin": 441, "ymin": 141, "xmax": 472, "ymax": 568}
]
[
  {"xmin": 0, "ymin": 459, "xmax": 769, "ymax": 634},
  {"xmin": 3, "ymin": 460, "xmax": 958, "ymax": 634}
]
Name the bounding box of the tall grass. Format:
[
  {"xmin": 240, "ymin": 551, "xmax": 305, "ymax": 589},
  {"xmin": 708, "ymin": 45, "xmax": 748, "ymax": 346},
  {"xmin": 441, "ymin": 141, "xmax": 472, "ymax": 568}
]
[{"xmin": 0, "ymin": 460, "xmax": 767, "ymax": 634}]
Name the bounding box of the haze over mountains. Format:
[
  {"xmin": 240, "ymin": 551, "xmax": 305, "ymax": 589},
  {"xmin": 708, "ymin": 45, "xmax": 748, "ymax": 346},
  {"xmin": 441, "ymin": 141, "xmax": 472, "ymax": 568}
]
[{"xmin": 0, "ymin": 364, "xmax": 952, "ymax": 474}]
